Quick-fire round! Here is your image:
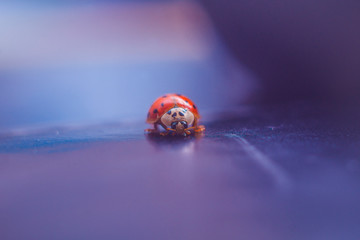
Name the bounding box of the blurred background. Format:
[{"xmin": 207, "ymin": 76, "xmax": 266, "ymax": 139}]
[
  {"xmin": 1, "ymin": 0, "xmax": 360, "ymax": 131},
  {"xmin": 1, "ymin": 1, "xmax": 360, "ymax": 240},
  {"xmin": 0, "ymin": 0, "xmax": 256, "ymax": 131}
]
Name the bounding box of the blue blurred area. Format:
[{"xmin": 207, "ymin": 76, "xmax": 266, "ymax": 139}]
[
  {"xmin": 0, "ymin": 0, "xmax": 167, "ymax": 6},
  {"xmin": 0, "ymin": 1, "xmax": 256, "ymax": 131},
  {"xmin": 0, "ymin": 60, "xmax": 239, "ymax": 129}
]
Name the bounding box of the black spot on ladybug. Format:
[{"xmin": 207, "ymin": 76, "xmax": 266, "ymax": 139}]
[
  {"xmin": 167, "ymin": 110, "xmax": 171, "ymax": 115},
  {"xmin": 153, "ymin": 109, "xmax": 158, "ymax": 114},
  {"xmin": 162, "ymin": 95, "xmax": 167, "ymax": 98},
  {"xmin": 179, "ymin": 111, "xmax": 184, "ymax": 116},
  {"xmin": 185, "ymin": 100, "xmax": 189, "ymax": 104},
  {"xmin": 193, "ymin": 104, "xmax": 197, "ymax": 109},
  {"xmin": 172, "ymin": 112, "xmax": 177, "ymax": 117},
  {"xmin": 161, "ymin": 102, "xmax": 164, "ymax": 107}
]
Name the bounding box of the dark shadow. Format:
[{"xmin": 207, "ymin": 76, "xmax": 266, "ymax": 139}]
[{"xmin": 145, "ymin": 132, "xmax": 204, "ymax": 150}]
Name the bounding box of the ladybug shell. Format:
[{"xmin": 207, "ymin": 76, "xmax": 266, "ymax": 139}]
[{"xmin": 146, "ymin": 94, "xmax": 200, "ymax": 124}]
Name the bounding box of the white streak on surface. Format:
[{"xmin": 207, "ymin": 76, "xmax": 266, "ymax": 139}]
[{"xmin": 227, "ymin": 134, "xmax": 291, "ymax": 190}]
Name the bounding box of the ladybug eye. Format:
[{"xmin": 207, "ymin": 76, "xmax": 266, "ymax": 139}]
[
  {"xmin": 180, "ymin": 121, "xmax": 188, "ymax": 128},
  {"xmin": 171, "ymin": 122, "xmax": 178, "ymax": 129}
]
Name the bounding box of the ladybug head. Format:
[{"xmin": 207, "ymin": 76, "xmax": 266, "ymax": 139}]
[
  {"xmin": 160, "ymin": 107, "xmax": 195, "ymax": 135},
  {"xmin": 171, "ymin": 121, "xmax": 188, "ymax": 135}
]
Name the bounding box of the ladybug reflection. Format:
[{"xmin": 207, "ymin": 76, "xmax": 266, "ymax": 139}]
[{"xmin": 145, "ymin": 94, "xmax": 205, "ymax": 136}]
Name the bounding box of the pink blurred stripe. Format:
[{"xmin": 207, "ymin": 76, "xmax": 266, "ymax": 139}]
[{"xmin": 0, "ymin": 2, "xmax": 214, "ymax": 70}]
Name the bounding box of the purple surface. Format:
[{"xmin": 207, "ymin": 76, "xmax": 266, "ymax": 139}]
[{"xmin": 1, "ymin": 105, "xmax": 360, "ymax": 240}]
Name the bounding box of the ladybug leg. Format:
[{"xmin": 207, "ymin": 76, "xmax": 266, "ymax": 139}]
[
  {"xmin": 159, "ymin": 122, "xmax": 176, "ymax": 136},
  {"xmin": 184, "ymin": 125, "xmax": 205, "ymax": 135},
  {"xmin": 183, "ymin": 127, "xmax": 194, "ymax": 135},
  {"xmin": 160, "ymin": 128, "xmax": 176, "ymax": 136},
  {"xmin": 193, "ymin": 118, "xmax": 205, "ymax": 133},
  {"xmin": 145, "ymin": 123, "xmax": 160, "ymax": 134},
  {"xmin": 194, "ymin": 125, "xmax": 205, "ymax": 133},
  {"xmin": 184, "ymin": 118, "xmax": 205, "ymax": 135}
]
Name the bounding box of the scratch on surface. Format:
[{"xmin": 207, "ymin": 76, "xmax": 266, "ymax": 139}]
[{"xmin": 226, "ymin": 133, "xmax": 291, "ymax": 190}]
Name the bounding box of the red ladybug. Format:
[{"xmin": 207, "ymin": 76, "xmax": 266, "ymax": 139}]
[{"xmin": 146, "ymin": 93, "xmax": 205, "ymax": 136}]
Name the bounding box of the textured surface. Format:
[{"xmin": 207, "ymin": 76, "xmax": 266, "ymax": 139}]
[{"xmin": 1, "ymin": 104, "xmax": 360, "ymax": 240}]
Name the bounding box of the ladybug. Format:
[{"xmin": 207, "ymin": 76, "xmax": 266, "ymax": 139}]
[{"xmin": 145, "ymin": 93, "xmax": 205, "ymax": 136}]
